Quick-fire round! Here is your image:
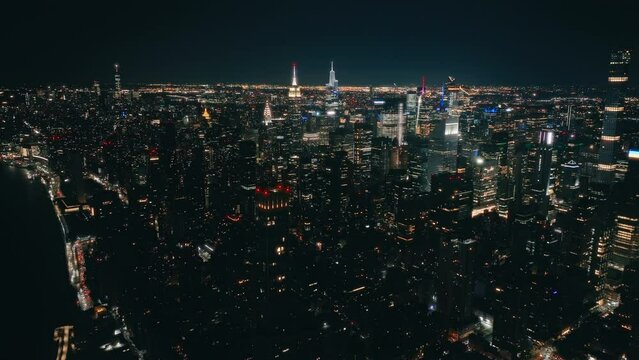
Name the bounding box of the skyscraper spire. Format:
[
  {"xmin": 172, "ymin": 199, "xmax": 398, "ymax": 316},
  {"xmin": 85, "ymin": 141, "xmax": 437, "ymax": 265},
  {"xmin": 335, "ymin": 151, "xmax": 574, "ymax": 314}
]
[
  {"xmin": 288, "ymin": 63, "xmax": 301, "ymax": 98},
  {"xmin": 291, "ymin": 63, "xmax": 298, "ymax": 86},
  {"xmin": 416, "ymin": 75, "xmax": 427, "ymax": 135},
  {"xmin": 263, "ymin": 100, "xmax": 273, "ymax": 124},
  {"xmin": 328, "ymin": 61, "xmax": 337, "ymax": 89}
]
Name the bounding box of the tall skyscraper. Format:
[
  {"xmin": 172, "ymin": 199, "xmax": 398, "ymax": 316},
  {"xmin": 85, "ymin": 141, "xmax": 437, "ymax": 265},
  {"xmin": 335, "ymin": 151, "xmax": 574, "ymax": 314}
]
[
  {"xmin": 286, "ymin": 63, "xmax": 302, "ymax": 205},
  {"xmin": 263, "ymin": 101, "xmax": 273, "ymax": 124},
  {"xmin": 353, "ymin": 123, "xmax": 373, "ymax": 190},
  {"xmin": 472, "ymin": 155, "xmax": 498, "ymax": 218},
  {"xmin": 325, "ymin": 62, "xmax": 340, "ymax": 117},
  {"xmin": 598, "ymin": 49, "xmax": 631, "ymax": 184},
  {"xmin": 610, "ymin": 150, "xmax": 639, "ymax": 272},
  {"xmin": 531, "ymin": 128, "xmax": 557, "ymax": 218},
  {"xmin": 557, "ymin": 159, "xmax": 580, "ymax": 210},
  {"xmin": 610, "ymin": 206, "xmax": 639, "ymax": 272},
  {"xmin": 415, "ymin": 76, "xmax": 430, "ymax": 136},
  {"xmin": 425, "ymin": 81, "xmax": 460, "ymax": 191},
  {"xmin": 327, "ymin": 61, "xmax": 338, "ymax": 89},
  {"xmin": 238, "ymin": 140, "xmax": 257, "ymax": 219},
  {"xmin": 438, "ymin": 238, "xmax": 477, "ymax": 328},
  {"xmin": 325, "ymin": 150, "xmax": 352, "ymax": 234},
  {"xmin": 113, "ymin": 63, "xmax": 121, "ymax": 99},
  {"xmin": 396, "ymin": 102, "xmax": 405, "ymax": 146},
  {"xmin": 288, "ymin": 63, "xmax": 301, "ymax": 99},
  {"xmin": 93, "ymin": 80, "xmax": 101, "ymax": 97}
]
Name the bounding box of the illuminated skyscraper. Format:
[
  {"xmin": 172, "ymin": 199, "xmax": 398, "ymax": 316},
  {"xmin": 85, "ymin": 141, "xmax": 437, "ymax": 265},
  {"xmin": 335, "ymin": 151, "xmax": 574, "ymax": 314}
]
[
  {"xmin": 288, "ymin": 63, "xmax": 301, "ymax": 99},
  {"xmin": 598, "ymin": 49, "xmax": 631, "ymax": 184},
  {"xmin": 263, "ymin": 101, "xmax": 273, "ymax": 124},
  {"xmin": 325, "ymin": 62, "xmax": 340, "ymax": 117},
  {"xmin": 286, "ymin": 63, "xmax": 302, "ymax": 204},
  {"xmin": 113, "ymin": 63, "xmax": 121, "ymax": 99},
  {"xmin": 557, "ymin": 159, "xmax": 580, "ymax": 210},
  {"xmin": 610, "ymin": 206, "xmax": 639, "ymax": 272},
  {"xmin": 405, "ymin": 90, "xmax": 418, "ymax": 136},
  {"xmin": 353, "ymin": 123, "xmax": 373, "ymax": 190},
  {"xmin": 472, "ymin": 155, "xmax": 498, "ymax": 218},
  {"xmin": 325, "ymin": 150, "xmax": 352, "ymax": 234},
  {"xmin": 425, "ymin": 81, "xmax": 460, "ymax": 191},
  {"xmin": 396, "ymin": 102, "xmax": 405, "ymax": 146},
  {"xmin": 415, "ymin": 76, "xmax": 430, "ymax": 136},
  {"xmin": 327, "ymin": 61, "xmax": 338, "ymax": 89},
  {"xmin": 531, "ymin": 128, "xmax": 557, "ymax": 217},
  {"xmin": 93, "ymin": 80, "xmax": 101, "ymax": 97},
  {"xmin": 610, "ymin": 150, "xmax": 639, "ymax": 271}
]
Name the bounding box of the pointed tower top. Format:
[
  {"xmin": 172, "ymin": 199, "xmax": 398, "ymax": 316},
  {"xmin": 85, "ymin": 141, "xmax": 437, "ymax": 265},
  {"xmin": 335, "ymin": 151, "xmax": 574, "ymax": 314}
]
[
  {"xmin": 289, "ymin": 63, "xmax": 301, "ymax": 98},
  {"xmin": 331, "ymin": 61, "xmax": 334, "ymax": 71},
  {"xmin": 291, "ymin": 63, "xmax": 298, "ymax": 86},
  {"xmin": 263, "ymin": 101, "xmax": 272, "ymax": 121}
]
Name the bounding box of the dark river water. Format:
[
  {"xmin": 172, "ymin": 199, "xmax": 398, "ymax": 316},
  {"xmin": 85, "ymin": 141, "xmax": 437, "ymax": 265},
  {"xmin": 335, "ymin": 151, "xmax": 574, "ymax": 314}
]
[{"xmin": 1, "ymin": 165, "xmax": 78, "ymax": 359}]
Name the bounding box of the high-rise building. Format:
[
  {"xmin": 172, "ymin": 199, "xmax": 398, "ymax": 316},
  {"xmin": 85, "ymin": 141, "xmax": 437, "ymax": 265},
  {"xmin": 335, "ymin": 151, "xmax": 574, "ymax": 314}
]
[
  {"xmin": 238, "ymin": 140, "xmax": 257, "ymax": 219},
  {"xmin": 492, "ymin": 266, "xmax": 529, "ymax": 356},
  {"xmin": 598, "ymin": 49, "xmax": 631, "ymax": 184},
  {"xmin": 610, "ymin": 206, "xmax": 639, "ymax": 272},
  {"xmin": 255, "ymin": 184, "xmax": 291, "ymax": 229},
  {"xmin": 557, "ymin": 159, "xmax": 580, "ymax": 210},
  {"xmin": 327, "ymin": 61, "xmax": 338, "ymax": 89},
  {"xmin": 263, "ymin": 101, "xmax": 273, "ymax": 125},
  {"xmin": 415, "ymin": 77, "xmax": 431, "ymax": 137},
  {"xmin": 325, "ymin": 63, "xmax": 340, "ymax": 118},
  {"xmin": 472, "ymin": 155, "xmax": 498, "ymax": 217},
  {"xmin": 93, "ymin": 80, "xmax": 101, "ymax": 97},
  {"xmin": 405, "ymin": 90, "xmax": 418, "ymax": 134},
  {"xmin": 286, "ymin": 63, "xmax": 302, "ymax": 204},
  {"xmin": 407, "ymin": 137, "xmax": 429, "ymax": 194},
  {"xmin": 377, "ymin": 103, "xmax": 402, "ymax": 140},
  {"xmin": 113, "ymin": 63, "xmax": 121, "ymax": 99},
  {"xmin": 431, "ymin": 172, "xmax": 473, "ymax": 228},
  {"xmin": 288, "ymin": 63, "xmax": 301, "ymax": 100},
  {"xmin": 438, "ymin": 238, "xmax": 477, "ymax": 328},
  {"xmin": 325, "ymin": 150, "xmax": 352, "ymax": 234},
  {"xmin": 425, "ymin": 81, "xmax": 460, "ymax": 191},
  {"xmin": 415, "ymin": 77, "xmax": 430, "ymax": 136},
  {"xmin": 353, "ymin": 123, "xmax": 373, "ymax": 190},
  {"xmin": 531, "ymin": 128, "xmax": 557, "ymax": 218},
  {"xmin": 616, "ymin": 261, "xmax": 639, "ymax": 336}
]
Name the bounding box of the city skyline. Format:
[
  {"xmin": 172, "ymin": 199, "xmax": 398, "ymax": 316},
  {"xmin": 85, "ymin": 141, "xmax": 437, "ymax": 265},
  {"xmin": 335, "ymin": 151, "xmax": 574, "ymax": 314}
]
[
  {"xmin": 2, "ymin": 1, "xmax": 639, "ymax": 359},
  {"xmin": 2, "ymin": 46, "xmax": 638, "ymax": 360}
]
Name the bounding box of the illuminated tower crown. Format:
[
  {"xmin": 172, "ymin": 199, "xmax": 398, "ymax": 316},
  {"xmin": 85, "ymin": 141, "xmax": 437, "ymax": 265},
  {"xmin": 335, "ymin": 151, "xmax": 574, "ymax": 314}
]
[{"xmin": 288, "ymin": 63, "xmax": 301, "ymax": 98}]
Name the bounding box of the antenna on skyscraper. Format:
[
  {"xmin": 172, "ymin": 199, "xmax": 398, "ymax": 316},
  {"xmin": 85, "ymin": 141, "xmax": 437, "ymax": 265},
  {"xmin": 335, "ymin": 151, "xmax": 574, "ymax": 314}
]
[{"xmin": 291, "ymin": 62, "xmax": 298, "ymax": 86}]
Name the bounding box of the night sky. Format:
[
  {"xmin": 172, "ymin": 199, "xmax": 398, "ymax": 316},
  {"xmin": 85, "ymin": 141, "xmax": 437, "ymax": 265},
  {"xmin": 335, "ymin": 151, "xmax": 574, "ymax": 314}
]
[{"xmin": 1, "ymin": 0, "xmax": 638, "ymax": 87}]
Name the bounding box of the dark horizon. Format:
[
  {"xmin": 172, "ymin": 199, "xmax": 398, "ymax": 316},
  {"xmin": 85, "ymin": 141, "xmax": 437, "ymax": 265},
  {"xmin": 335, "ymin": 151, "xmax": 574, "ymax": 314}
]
[{"xmin": 1, "ymin": 0, "xmax": 638, "ymax": 87}]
